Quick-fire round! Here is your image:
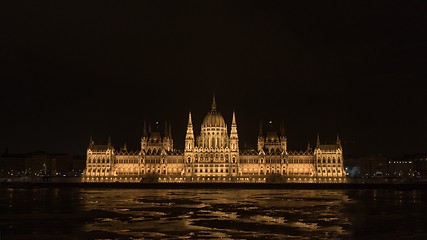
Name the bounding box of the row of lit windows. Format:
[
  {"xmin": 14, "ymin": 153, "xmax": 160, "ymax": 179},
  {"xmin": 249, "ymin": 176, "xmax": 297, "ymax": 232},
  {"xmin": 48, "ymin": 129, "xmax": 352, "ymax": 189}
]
[
  {"xmin": 115, "ymin": 171, "xmax": 139, "ymax": 175},
  {"xmin": 265, "ymin": 159, "xmax": 282, "ymax": 164},
  {"xmin": 89, "ymin": 156, "xmax": 341, "ymax": 165},
  {"xmin": 287, "ymin": 172, "xmax": 311, "ymax": 175},
  {"xmin": 144, "ymin": 159, "xmax": 184, "ymax": 164},
  {"xmin": 87, "ymin": 164, "xmax": 111, "ymax": 168},
  {"xmin": 88, "ymin": 158, "xmax": 109, "ymax": 164},
  {"xmin": 115, "ymin": 159, "xmax": 138, "ymax": 164},
  {"xmin": 242, "ymin": 168, "xmax": 260, "ymax": 172},
  {"xmin": 88, "ymin": 169, "xmax": 110, "ymax": 173},
  {"xmin": 194, "ymin": 153, "xmax": 230, "ymax": 159},
  {"xmin": 318, "ymin": 158, "xmax": 341, "ymax": 164},
  {"xmin": 146, "ymin": 159, "xmax": 162, "ymax": 164},
  {"xmin": 287, "ymin": 159, "xmax": 315, "ymax": 164},
  {"xmin": 166, "ymin": 159, "xmax": 183, "ymax": 163},
  {"xmin": 201, "ymin": 129, "xmax": 227, "ymax": 133},
  {"xmin": 317, "ymin": 169, "xmax": 342, "ymax": 173},
  {"xmin": 240, "ymin": 159, "xmax": 259, "ymax": 164},
  {"xmin": 389, "ymin": 161, "xmax": 413, "ymax": 164},
  {"xmin": 194, "ymin": 164, "xmax": 228, "ymax": 167},
  {"xmin": 88, "ymin": 168, "xmax": 341, "ymax": 176},
  {"xmin": 194, "ymin": 168, "xmax": 230, "ymax": 173}
]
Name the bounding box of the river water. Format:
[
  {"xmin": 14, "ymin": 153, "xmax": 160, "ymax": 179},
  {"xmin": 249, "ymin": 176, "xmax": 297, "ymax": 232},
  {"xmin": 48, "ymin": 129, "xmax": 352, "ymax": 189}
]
[{"xmin": 0, "ymin": 188, "xmax": 426, "ymax": 239}]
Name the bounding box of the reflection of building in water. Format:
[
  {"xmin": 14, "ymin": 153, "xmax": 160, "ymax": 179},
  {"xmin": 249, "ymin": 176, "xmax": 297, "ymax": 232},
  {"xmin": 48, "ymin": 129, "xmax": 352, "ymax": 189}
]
[{"xmin": 83, "ymin": 96, "xmax": 347, "ymax": 183}]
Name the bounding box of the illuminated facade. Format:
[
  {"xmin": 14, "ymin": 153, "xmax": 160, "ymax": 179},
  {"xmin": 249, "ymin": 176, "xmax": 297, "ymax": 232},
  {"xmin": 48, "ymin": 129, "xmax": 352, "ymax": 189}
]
[{"xmin": 83, "ymin": 97, "xmax": 347, "ymax": 183}]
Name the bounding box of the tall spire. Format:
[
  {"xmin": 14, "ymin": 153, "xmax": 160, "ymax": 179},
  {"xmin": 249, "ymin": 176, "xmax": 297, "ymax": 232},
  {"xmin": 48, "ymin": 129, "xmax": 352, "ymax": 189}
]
[
  {"xmin": 337, "ymin": 134, "xmax": 341, "ymax": 146},
  {"xmin": 307, "ymin": 141, "xmax": 311, "ymax": 151},
  {"xmin": 89, "ymin": 136, "xmax": 94, "ymax": 149},
  {"xmin": 168, "ymin": 124, "xmax": 172, "ymax": 138},
  {"xmin": 211, "ymin": 93, "xmax": 217, "ymax": 111},
  {"xmin": 108, "ymin": 136, "xmax": 111, "ymax": 146},
  {"xmin": 316, "ymin": 134, "xmax": 320, "ymax": 147},
  {"xmin": 232, "ymin": 110, "xmax": 236, "ymax": 125},
  {"xmin": 280, "ymin": 120, "xmax": 285, "ymax": 136},
  {"xmin": 187, "ymin": 112, "xmax": 193, "ymax": 126},
  {"xmin": 186, "ymin": 112, "xmax": 194, "ymax": 135},
  {"xmin": 230, "ymin": 110, "xmax": 239, "ymax": 151},
  {"xmin": 185, "ymin": 111, "xmax": 195, "ymax": 151},
  {"xmin": 257, "ymin": 120, "xmax": 265, "ymax": 151},
  {"xmin": 231, "ymin": 110, "xmax": 238, "ymax": 134},
  {"xmin": 164, "ymin": 120, "xmax": 168, "ymax": 137},
  {"xmin": 143, "ymin": 120, "xmax": 148, "ymax": 137}
]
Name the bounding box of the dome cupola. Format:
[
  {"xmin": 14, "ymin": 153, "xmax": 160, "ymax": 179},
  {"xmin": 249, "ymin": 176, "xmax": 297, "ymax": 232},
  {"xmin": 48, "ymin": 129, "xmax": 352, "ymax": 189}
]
[{"xmin": 202, "ymin": 95, "xmax": 226, "ymax": 128}]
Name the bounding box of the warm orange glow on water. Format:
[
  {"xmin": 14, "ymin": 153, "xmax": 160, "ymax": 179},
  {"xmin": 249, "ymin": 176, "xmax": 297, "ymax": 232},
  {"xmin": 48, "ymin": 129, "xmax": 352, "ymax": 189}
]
[{"xmin": 2, "ymin": 188, "xmax": 426, "ymax": 239}]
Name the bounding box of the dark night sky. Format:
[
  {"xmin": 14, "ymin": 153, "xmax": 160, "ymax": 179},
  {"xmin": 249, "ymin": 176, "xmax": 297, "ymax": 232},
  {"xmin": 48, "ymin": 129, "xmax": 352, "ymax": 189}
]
[{"xmin": 0, "ymin": 1, "xmax": 426, "ymax": 158}]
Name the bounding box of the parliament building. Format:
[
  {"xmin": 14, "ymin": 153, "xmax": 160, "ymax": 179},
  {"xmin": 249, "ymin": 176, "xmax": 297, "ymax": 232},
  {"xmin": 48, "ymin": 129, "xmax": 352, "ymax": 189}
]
[{"xmin": 83, "ymin": 97, "xmax": 347, "ymax": 183}]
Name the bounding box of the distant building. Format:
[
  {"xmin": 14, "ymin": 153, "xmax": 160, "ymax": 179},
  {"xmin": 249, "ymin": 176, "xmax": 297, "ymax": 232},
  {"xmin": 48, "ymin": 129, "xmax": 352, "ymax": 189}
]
[
  {"xmin": 345, "ymin": 155, "xmax": 389, "ymax": 178},
  {"xmin": 83, "ymin": 96, "xmax": 347, "ymax": 183},
  {"xmin": 0, "ymin": 152, "xmax": 85, "ymax": 178},
  {"xmin": 344, "ymin": 153, "xmax": 427, "ymax": 181},
  {"xmin": 0, "ymin": 153, "xmax": 25, "ymax": 177},
  {"xmin": 404, "ymin": 153, "xmax": 427, "ymax": 178}
]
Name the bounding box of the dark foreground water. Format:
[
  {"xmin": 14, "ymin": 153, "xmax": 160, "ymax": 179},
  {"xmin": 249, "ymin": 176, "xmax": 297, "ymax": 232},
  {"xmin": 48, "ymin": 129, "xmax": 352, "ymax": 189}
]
[{"xmin": 1, "ymin": 188, "xmax": 426, "ymax": 239}]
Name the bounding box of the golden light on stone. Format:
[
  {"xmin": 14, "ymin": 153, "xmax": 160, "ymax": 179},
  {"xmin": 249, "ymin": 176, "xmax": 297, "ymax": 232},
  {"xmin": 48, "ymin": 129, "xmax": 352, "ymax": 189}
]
[{"xmin": 83, "ymin": 96, "xmax": 346, "ymax": 183}]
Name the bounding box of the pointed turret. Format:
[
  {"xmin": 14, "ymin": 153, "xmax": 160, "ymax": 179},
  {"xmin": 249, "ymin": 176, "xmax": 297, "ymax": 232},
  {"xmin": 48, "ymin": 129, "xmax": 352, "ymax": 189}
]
[
  {"xmin": 164, "ymin": 121, "xmax": 168, "ymax": 137},
  {"xmin": 162, "ymin": 120, "xmax": 173, "ymax": 151},
  {"xmin": 280, "ymin": 121, "xmax": 285, "ymax": 136},
  {"xmin": 279, "ymin": 120, "xmax": 287, "ymax": 152},
  {"xmin": 185, "ymin": 112, "xmax": 195, "ymax": 151},
  {"xmin": 230, "ymin": 110, "xmax": 239, "ymax": 151},
  {"xmin": 107, "ymin": 136, "xmax": 113, "ymax": 151},
  {"xmin": 231, "ymin": 110, "xmax": 237, "ymax": 134},
  {"xmin": 168, "ymin": 124, "xmax": 172, "ymax": 138},
  {"xmin": 187, "ymin": 112, "xmax": 193, "ymax": 131},
  {"xmin": 316, "ymin": 134, "xmax": 320, "ymax": 147},
  {"xmin": 141, "ymin": 120, "xmax": 149, "ymax": 152},
  {"xmin": 89, "ymin": 136, "xmax": 94, "ymax": 149},
  {"xmin": 143, "ymin": 120, "xmax": 148, "ymax": 137},
  {"xmin": 257, "ymin": 120, "xmax": 265, "ymax": 151},
  {"xmin": 307, "ymin": 141, "xmax": 311, "ymax": 151},
  {"xmin": 258, "ymin": 120, "xmax": 263, "ymax": 137},
  {"xmin": 337, "ymin": 134, "xmax": 341, "ymax": 147},
  {"xmin": 211, "ymin": 93, "xmax": 217, "ymax": 112}
]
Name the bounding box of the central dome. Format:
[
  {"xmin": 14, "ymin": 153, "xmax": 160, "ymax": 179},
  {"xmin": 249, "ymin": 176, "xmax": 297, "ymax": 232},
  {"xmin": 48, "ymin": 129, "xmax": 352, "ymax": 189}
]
[
  {"xmin": 202, "ymin": 95, "xmax": 226, "ymax": 128},
  {"xmin": 202, "ymin": 111, "xmax": 226, "ymax": 128}
]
